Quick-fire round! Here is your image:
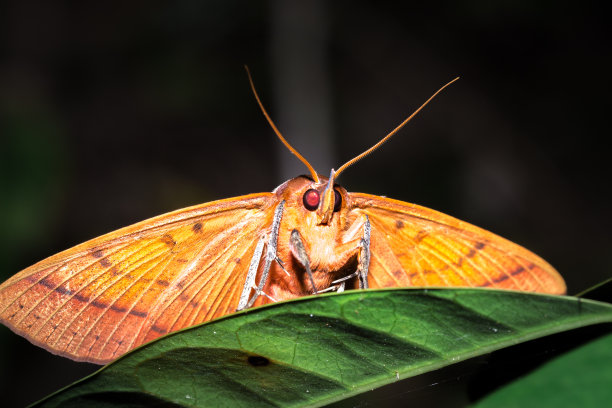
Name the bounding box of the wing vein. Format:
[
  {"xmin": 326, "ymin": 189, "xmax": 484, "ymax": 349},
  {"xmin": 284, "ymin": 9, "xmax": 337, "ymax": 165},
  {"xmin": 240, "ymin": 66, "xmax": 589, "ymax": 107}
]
[
  {"xmin": 163, "ymin": 220, "xmax": 258, "ymax": 333},
  {"xmin": 144, "ymin": 217, "xmax": 257, "ymax": 338},
  {"xmin": 191, "ymin": 236, "xmax": 259, "ymax": 325},
  {"xmin": 59, "ymin": 241, "xmax": 170, "ymax": 354},
  {"xmin": 101, "ymin": 252, "xmax": 177, "ymax": 360},
  {"xmin": 12, "ymin": 240, "xmax": 137, "ymax": 328}
]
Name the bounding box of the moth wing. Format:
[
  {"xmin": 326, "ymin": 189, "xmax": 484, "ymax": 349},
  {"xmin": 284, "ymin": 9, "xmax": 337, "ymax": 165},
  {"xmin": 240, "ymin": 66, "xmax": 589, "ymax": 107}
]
[
  {"xmin": 0, "ymin": 193, "xmax": 277, "ymax": 363},
  {"xmin": 350, "ymin": 193, "xmax": 566, "ymax": 294}
]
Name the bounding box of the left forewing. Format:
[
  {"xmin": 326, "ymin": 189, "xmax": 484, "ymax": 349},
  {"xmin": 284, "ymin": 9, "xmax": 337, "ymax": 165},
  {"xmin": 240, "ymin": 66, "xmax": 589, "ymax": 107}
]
[{"xmin": 0, "ymin": 193, "xmax": 277, "ymax": 363}]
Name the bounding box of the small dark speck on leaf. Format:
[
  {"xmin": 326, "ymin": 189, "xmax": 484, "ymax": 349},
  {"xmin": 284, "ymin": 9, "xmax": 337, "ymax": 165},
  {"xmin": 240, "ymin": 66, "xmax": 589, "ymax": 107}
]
[{"xmin": 247, "ymin": 355, "xmax": 270, "ymax": 367}]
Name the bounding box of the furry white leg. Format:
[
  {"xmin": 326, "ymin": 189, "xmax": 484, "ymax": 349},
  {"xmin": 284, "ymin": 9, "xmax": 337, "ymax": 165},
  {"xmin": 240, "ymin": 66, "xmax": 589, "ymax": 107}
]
[{"xmin": 237, "ymin": 201, "xmax": 285, "ymax": 310}]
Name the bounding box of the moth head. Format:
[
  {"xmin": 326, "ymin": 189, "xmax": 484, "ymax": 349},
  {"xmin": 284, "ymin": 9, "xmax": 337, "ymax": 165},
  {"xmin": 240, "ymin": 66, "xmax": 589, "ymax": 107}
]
[{"xmin": 274, "ymin": 174, "xmax": 346, "ymax": 226}]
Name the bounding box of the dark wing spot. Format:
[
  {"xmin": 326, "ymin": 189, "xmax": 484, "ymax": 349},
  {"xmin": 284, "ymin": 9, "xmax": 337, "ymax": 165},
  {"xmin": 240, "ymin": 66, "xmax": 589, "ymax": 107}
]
[
  {"xmin": 151, "ymin": 325, "xmax": 166, "ymax": 334},
  {"xmin": 91, "ymin": 300, "xmax": 107, "ymax": 309},
  {"xmin": 55, "ymin": 286, "xmax": 73, "ymax": 296},
  {"xmin": 395, "ymin": 220, "xmax": 404, "ymax": 229},
  {"xmin": 100, "ymin": 257, "xmax": 112, "ymax": 268},
  {"xmin": 129, "ymin": 309, "xmax": 148, "ymax": 318},
  {"xmin": 39, "ymin": 277, "xmax": 55, "ymax": 289},
  {"xmin": 392, "ymin": 269, "xmax": 404, "ymax": 279},
  {"xmin": 192, "ymin": 222, "xmax": 203, "ymax": 233},
  {"xmin": 414, "ymin": 231, "xmax": 428, "ymax": 243},
  {"xmin": 157, "ymin": 279, "xmax": 170, "ymax": 287},
  {"xmin": 110, "ymin": 304, "xmax": 128, "ymax": 313},
  {"xmin": 73, "ymin": 293, "xmax": 90, "ymax": 303},
  {"xmin": 467, "ymin": 242, "xmax": 486, "ymax": 258},
  {"xmin": 483, "ymin": 265, "xmax": 527, "ymax": 286},
  {"xmin": 161, "ymin": 234, "xmax": 176, "ymax": 248},
  {"xmin": 92, "ymin": 249, "xmax": 104, "ymax": 258},
  {"xmin": 235, "ymin": 257, "xmax": 241, "ymax": 264},
  {"xmin": 37, "ymin": 278, "xmax": 75, "ymax": 298},
  {"xmin": 421, "ymin": 269, "xmax": 435, "ymax": 277}
]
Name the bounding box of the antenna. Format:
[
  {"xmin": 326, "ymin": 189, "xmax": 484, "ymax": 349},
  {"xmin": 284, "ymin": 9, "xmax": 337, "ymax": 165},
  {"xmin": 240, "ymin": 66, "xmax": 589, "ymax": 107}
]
[
  {"xmin": 245, "ymin": 66, "xmax": 320, "ymax": 183},
  {"xmin": 334, "ymin": 77, "xmax": 460, "ymax": 178}
]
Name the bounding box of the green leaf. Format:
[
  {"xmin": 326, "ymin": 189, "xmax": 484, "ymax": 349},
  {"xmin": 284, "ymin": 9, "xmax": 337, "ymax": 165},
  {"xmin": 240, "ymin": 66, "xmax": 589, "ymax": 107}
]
[
  {"xmin": 472, "ymin": 332, "xmax": 612, "ymax": 407},
  {"xmin": 34, "ymin": 289, "xmax": 612, "ymax": 408}
]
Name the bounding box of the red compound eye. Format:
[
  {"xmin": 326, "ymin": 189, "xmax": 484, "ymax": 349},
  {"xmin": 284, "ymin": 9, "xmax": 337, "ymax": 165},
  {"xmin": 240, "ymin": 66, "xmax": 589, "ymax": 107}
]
[
  {"xmin": 303, "ymin": 189, "xmax": 320, "ymax": 211},
  {"xmin": 333, "ymin": 189, "xmax": 342, "ymax": 212}
]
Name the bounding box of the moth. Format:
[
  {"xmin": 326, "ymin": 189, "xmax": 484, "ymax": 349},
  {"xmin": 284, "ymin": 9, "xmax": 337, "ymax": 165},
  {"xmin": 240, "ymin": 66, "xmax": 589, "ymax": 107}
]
[{"xmin": 0, "ymin": 72, "xmax": 566, "ymax": 364}]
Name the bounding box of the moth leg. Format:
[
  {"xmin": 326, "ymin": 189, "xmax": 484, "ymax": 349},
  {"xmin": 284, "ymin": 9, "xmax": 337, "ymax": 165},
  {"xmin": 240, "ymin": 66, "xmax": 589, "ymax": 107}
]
[
  {"xmin": 337, "ymin": 281, "xmax": 346, "ymax": 293},
  {"xmin": 331, "ymin": 271, "xmax": 358, "ymax": 284},
  {"xmin": 237, "ymin": 234, "xmax": 265, "ymax": 311},
  {"xmin": 275, "ymin": 257, "xmax": 290, "ymax": 276},
  {"xmin": 318, "ymin": 281, "xmax": 345, "ymax": 293},
  {"xmin": 236, "ymin": 235, "xmax": 282, "ymax": 311},
  {"xmin": 238, "ymin": 201, "xmax": 285, "ymax": 310},
  {"xmin": 357, "ymin": 216, "xmax": 371, "ymax": 289},
  {"xmin": 289, "ymin": 229, "xmax": 318, "ymax": 294},
  {"xmin": 328, "ymin": 215, "xmax": 371, "ymax": 290}
]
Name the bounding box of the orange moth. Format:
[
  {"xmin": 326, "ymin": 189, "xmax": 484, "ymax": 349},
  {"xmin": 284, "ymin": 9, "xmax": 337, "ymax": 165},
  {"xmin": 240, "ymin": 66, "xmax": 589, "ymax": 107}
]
[{"xmin": 0, "ymin": 71, "xmax": 566, "ymax": 364}]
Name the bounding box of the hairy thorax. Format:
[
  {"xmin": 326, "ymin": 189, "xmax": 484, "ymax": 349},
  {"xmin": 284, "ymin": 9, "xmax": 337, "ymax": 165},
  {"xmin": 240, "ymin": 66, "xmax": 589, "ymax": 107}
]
[{"xmin": 255, "ymin": 175, "xmax": 367, "ymax": 303}]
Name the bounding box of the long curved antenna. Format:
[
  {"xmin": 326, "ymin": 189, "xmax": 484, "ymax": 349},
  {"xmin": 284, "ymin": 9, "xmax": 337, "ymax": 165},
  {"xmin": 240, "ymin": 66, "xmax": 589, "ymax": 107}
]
[
  {"xmin": 334, "ymin": 77, "xmax": 460, "ymax": 179},
  {"xmin": 245, "ymin": 66, "xmax": 320, "ymax": 183}
]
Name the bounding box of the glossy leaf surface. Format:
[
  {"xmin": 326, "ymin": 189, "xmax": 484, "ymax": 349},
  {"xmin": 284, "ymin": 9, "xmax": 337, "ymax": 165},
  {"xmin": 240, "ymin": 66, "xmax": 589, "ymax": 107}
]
[{"xmin": 34, "ymin": 288, "xmax": 612, "ymax": 407}]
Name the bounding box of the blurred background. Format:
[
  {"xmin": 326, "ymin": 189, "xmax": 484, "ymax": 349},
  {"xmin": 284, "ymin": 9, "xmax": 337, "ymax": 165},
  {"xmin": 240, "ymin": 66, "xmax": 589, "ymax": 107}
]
[{"xmin": 1, "ymin": 1, "xmax": 610, "ymax": 405}]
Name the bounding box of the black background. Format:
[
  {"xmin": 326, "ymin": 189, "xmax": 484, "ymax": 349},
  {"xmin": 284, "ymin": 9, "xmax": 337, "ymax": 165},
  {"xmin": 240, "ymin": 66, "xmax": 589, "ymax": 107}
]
[{"xmin": 1, "ymin": 1, "xmax": 610, "ymax": 406}]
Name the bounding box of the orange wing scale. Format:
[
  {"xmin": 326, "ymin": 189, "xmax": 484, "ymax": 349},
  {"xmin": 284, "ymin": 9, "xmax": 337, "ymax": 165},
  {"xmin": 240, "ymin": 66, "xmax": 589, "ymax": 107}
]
[
  {"xmin": 351, "ymin": 193, "xmax": 565, "ymax": 294},
  {"xmin": 0, "ymin": 193, "xmax": 276, "ymax": 364}
]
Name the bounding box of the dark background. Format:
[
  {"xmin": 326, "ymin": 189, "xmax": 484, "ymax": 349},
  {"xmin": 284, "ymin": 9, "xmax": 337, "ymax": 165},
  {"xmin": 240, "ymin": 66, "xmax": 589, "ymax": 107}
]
[{"xmin": 1, "ymin": 1, "xmax": 610, "ymax": 406}]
